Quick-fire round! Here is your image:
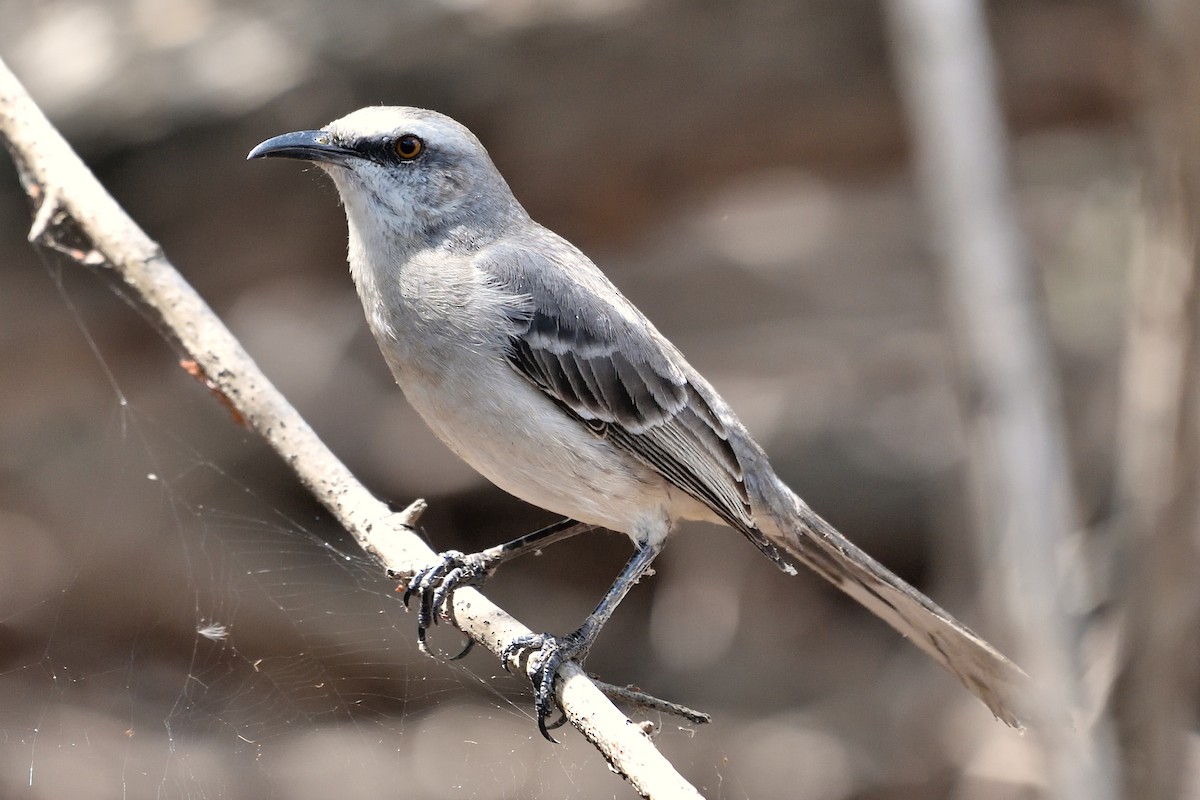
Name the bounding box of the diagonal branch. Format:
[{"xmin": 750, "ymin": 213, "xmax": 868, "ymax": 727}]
[{"xmin": 0, "ymin": 56, "xmax": 701, "ymax": 800}]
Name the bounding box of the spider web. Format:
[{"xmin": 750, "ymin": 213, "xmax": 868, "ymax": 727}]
[{"xmin": 0, "ymin": 248, "xmax": 740, "ymax": 800}]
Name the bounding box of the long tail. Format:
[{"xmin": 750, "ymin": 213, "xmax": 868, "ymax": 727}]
[{"xmin": 744, "ymin": 470, "xmax": 1034, "ymax": 728}]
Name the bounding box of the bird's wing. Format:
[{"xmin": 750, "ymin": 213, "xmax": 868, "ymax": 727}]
[
  {"xmin": 475, "ymin": 232, "xmax": 791, "ymax": 564},
  {"xmin": 477, "ymin": 231, "xmax": 1038, "ymax": 730}
]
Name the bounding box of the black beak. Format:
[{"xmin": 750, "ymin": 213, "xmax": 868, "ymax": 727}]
[{"xmin": 247, "ymin": 130, "xmax": 358, "ymax": 165}]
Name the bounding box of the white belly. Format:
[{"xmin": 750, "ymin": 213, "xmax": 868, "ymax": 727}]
[{"xmin": 381, "ymin": 344, "xmax": 687, "ymax": 544}]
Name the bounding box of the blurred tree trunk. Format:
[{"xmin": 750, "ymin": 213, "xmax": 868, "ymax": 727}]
[
  {"xmin": 1112, "ymin": 3, "xmax": 1200, "ymax": 798},
  {"xmin": 884, "ymin": 1, "xmax": 1116, "ymax": 797}
]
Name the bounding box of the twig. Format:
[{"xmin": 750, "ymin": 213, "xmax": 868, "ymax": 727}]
[
  {"xmin": 883, "ymin": 1, "xmax": 1117, "ymax": 797},
  {"xmin": 0, "ymin": 56, "xmax": 701, "ymax": 800}
]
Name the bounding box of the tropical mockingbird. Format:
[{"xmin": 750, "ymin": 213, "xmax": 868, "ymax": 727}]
[{"xmin": 249, "ymin": 106, "xmax": 1030, "ymax": 740}]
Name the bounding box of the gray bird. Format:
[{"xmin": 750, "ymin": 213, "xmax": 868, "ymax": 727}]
[{"xmin": 249, "ymin": 106, "xmax": 1030, "ymax": 740}]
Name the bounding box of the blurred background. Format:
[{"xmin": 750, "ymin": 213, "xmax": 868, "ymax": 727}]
[{"xmin": 0, "ymin": 0, "xmax": 1189, "ymax": 797}]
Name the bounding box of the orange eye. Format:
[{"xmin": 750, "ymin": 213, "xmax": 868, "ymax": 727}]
[{"xmin": 394, "ymin": 134, "xmax": 423, "ymax": 160}]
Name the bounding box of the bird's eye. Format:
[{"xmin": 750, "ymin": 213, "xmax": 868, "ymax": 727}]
[{"xmin": 394, "ymin": 134, "xmax": 424, "ymax": 160}]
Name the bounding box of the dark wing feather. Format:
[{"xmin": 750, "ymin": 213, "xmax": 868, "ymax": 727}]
[
  {"xmin": 512, "ymin": 328, "xmax": 755, "ymax": 530},
  {"xmin": 476, "ymin": 234, "xmax": 763, "ymax": 541}
]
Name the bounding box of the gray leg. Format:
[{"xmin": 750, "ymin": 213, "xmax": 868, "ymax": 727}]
[{"xmin": 502, "ymin": 540, "xmax": 664, "ymax": 741}]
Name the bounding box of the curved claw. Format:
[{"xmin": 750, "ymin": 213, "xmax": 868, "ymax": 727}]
[
  {"xmin": 401, "ymin": 550, "xmax": 492, "ymax": 657},
  {"xmin": 447, "ymin": 638, "xmax": 475, "ymax": 661},
  {"xmin": 503, "ymin": 631, "xmax": 588, "ymax": 742},
  {"xmin": 543, "ymin": 711, "xmax": 569, "ymax": 731}
]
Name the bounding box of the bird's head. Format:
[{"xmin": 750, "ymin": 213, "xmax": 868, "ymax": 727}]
[{"xmin": 249, "ymin": 106, "xmax": 523, "ymax": 240}]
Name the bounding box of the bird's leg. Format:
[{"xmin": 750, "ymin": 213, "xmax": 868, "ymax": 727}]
[
  {"xmin": 399, "ymin": 518, "xmax": 593, "ymax": 657},
  {"xmin": 502, "ymin": 540, "xmax": 663, "ymax": 741}
]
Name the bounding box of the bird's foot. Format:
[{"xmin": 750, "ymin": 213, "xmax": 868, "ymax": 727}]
[
  {"xmin": 401, "ymin": 550, "xmax": 494, "ymax": 658},
  {"xmin": 502, "ymin": 630, "xmax": 590, "ymax": 742},
  {"xmin": 501, "ymin": 633, "xmax": 711, "ymax": 740}
]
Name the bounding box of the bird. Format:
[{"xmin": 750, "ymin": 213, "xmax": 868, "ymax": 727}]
[{"xmin": 248, "ymin": 106, "xmax": 1031, "ymax": 741}]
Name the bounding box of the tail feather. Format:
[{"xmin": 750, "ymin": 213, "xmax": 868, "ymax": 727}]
[{"xmin": 750, "ymin": 477, "xmax": 1034, "ymax": 729}]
